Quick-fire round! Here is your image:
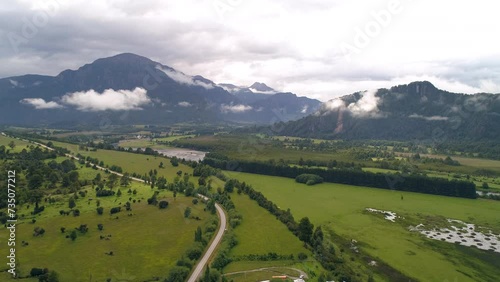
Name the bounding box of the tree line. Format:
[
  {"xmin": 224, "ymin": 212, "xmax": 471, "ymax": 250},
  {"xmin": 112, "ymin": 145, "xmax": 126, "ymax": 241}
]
[{"xmin": 203, "ymin": 157, "xmax": 477, "ymax": 199}]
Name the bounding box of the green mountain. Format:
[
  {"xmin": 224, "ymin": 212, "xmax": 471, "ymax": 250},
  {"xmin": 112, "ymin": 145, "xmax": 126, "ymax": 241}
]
[{"xmin": 275, "ymin": 81, "xmax": 500, "ymax": 140}]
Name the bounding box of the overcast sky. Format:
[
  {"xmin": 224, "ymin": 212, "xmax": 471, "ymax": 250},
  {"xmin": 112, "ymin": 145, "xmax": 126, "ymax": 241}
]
[{"xmin": 1, "ymin": 0, "xmax": 499, "ymax": 101}]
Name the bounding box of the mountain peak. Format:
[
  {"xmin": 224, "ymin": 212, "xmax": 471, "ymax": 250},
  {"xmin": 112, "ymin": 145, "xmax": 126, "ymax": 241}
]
[
  {"xmin": 93, "ymin": 52, "xmax": 156, "ymax": 65},
  {"xmin": 249, "ymin": 82, "xmax": 275, "ymax": 92}
]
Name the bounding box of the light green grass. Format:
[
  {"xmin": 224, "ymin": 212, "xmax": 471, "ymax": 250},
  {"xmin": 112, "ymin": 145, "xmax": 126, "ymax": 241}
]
[
  {"xmin": 227, "ymin": 171, "xmax": 500, "ymax": 282},
  {"xmin": 40, "ymin": 140, "xmax": 194, "ymax": 179},
  {"xmin": 229, "ymin": 193, "xmax": 310, "ymax": 257},
  {"xmin": 362, "ymin": 167, "xmax": 399, "ymax": 174},
  {"xmin": 0, "ymin": 135, "xmax": 32, "ymax": 153}
]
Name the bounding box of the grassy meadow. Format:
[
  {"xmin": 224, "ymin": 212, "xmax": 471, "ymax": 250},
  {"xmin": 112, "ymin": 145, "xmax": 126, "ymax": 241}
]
[
  {"xmin": 226, "ymin": 171, "xmax": 500, "ymax": 282},
  {"xmin": 0, "ymin": 135, "xmax": 32, "ymax": 153}
]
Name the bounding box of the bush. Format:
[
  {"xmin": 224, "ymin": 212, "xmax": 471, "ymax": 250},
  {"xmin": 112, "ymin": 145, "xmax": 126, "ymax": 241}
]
[
  {"xmin": 186, "ymin": 243, "xmax": 204, "ymax": 260},
  {"xmin": 159, "ymin": 200, "xmax": 169, "ymax": 209},
  {"xmin": 165, "ymin": 266, "xmax": 190, "ymax": 282},
  {"xmin": 110, "ymin": 207, "xmax": 121, "ymax": 214},
  {"xmin": 295, "ymin": 174, "xmax": 323, "ymax": 185},
  {"xmin": 96, "ymin": 190, "xmax": 115, "ymax": 197},
  {"xmin": 30, "ymin": 267, "xmax": 47, "ymax": 277},
  {"xmin": 298, "ymin": 252, "xmax": 308, "ymax": 260},
  {"xmin": 96, "ymin": 207, "xmax": 104, "ymax": 215}
]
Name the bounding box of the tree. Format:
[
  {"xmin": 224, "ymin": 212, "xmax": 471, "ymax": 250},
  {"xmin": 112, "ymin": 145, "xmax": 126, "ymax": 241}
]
[
  {"xmin": 298, "ymin": 217, "xmax": 314, "ymax": 244},
  {"xmin": 120, "ymin": 174, "xmax": 130, "ymax": 186},
  {"xmin": 165, "ymin": 266, "xmax": 189, "ymax": 282},
  {"xmin": 8, "ymin": 141, "xmax": 15, "ymax": 149},
  {"xmin": 97, "ymin": 223, "xmax": 104, "ymax": 231},
  {"xmin": 482, "ymin": 182, "xmax": 489, "ymax": 189},
  {"xmin": 224, "ymin": 180, "xmax": 235, "ymax": 193},
  {"xmin": 194, "ymin": 226, "xmax": 202, "ymax": 242},
  {"xmin": 159, "ymin": 161, "xmax": 164, "ymax": 168},
  {"xmin": 298, "ymin": 252, "xmax": 308, "ymax": 260},
  {"xmin": 170, "ymin": 157, "xmax": 179, "ymax": 167},
  {"xmin": 159, "ymin": 200, "xmax": 169, "ymax": 209},
  {"xmin": 184, "ymin": 207, "xmax": 191, "ymax": 218},
  {"xmin": 117, "ymin": 189, "xmax": 122, "ymax": 197},
  {"xmin": 68, "ymin": 197, "xmax": 76, "ymax": 209},
  {"xmin": 70, "ymin": 230, "xmax": 77, "ymax": 241},
  {"xmin": 107, "ymin": 173, "xmax": 118, "ymax": 188}
]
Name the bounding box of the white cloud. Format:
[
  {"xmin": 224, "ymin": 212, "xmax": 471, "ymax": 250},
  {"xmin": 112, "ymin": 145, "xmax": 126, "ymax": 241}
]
[
  {"xmin": 20, "ymin": 98, "xmax": 63, "ymax": 109},
  {"xmin": 347, "ymin": 89, "xmax": 384, "ymax": 118},
  {"xmin": 249, "ymin": 88, "xmax": 276, "ymax": 94},
  {"xmin": 178, "ymin": 101, "xmax": 192, "ymax": 107},
  {"xmin": 220, "ymin": 104, "xmax": 253, "ymax": 113},
  {"xmin": 61, "ymin": 87, "xmax": 150, "ymax": 111},
  {"xmin": 300, "ymin": 105, "xmax": 309, "ymax": 113},
  {"xmin": 409, "ymin": 114, "xmax": 449, "ymax": 121},
  {"xmin": 156, "ymin": 66, "xmax": 214, "ymax": 89}
]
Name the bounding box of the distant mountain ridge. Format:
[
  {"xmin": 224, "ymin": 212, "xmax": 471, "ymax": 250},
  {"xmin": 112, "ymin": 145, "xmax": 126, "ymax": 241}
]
[
  {"xmin": 275, "ymin": 81, "xmax": 500, "ymax": 140},
  {"xmin": 0, "ymin": 53, "xmax": 321, "ymax": 126}
]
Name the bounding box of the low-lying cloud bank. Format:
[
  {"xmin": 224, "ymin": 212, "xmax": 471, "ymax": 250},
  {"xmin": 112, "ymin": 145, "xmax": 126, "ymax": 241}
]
[
  {"xmin": 220, "ymin": 103, "xmax": 253, "ymax": 113},
  {"xmin": 61, "ymin": 87, "xmax": 150, "ymax": 111},
  {"xmin": 20, "ymin": 98, "xmax": 63, "ymax": 109},
  {"xmin": 409, "ymin": 114, "xmax": 449, "ymax": 121}
]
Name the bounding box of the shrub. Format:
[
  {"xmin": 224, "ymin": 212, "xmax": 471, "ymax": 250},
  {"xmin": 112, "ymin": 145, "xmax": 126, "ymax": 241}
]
[
  {"xmin": 96, "ymin": 207, "xmax": 104, "ymax": 215},
  {"xmin": 110, "ymin": 207, "xmax": 121, "ymax": 214},
  {"xmin": 295, "ymin": 174, "xmax": 323, "ymax": 185},
  {"xmin": 159, "ymin": 200, "xmax": 169, "ymax": 209},
  {"xmin": 298, "ymin": 252, "xmax": 308, "ymax": 260}
]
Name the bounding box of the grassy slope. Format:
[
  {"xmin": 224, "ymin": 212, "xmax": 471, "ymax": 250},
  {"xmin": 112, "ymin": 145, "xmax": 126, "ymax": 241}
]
[
  {"xmin": 0, "ymin": 152, "xmax": 210, "ymax": 281},
  {"xmin": 228, "ymin": 171, "xmax": 500, "ymax": 282}
]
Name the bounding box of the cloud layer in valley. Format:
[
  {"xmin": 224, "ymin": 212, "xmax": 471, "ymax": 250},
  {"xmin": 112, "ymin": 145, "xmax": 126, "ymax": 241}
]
[
  {"xmin": 220, "ymin": 104, "xmax": 253, "ymax": 113},
  {"xmin": 61, "ymin": 88, "xmax": 150, "ymax": 111},
  {"xmin": 21, "ymin": 98, "xmax": 63, "ymax": 109}
]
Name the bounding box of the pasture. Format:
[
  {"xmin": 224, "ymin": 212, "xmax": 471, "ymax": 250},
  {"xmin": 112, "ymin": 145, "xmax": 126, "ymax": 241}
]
[
  {"xmin": 0, "ymin": 135, "xmax": 32, "ymax": 153},
  {"xmin": 227, "ymin": 171, "xmax": 500, "ymax": 282},
  {"xmin": 0, "ymin": 175, "xmax": 211, "ymax": 282}
]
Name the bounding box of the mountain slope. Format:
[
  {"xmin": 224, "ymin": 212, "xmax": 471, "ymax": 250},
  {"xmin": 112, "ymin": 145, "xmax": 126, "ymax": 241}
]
[
  {"xmin": 276, "ymin": 81, "xmax": 500, "ymax": 140},
  {"xmin": 0, "ymin": 53, "xmax": 319, "ymax": 126}
]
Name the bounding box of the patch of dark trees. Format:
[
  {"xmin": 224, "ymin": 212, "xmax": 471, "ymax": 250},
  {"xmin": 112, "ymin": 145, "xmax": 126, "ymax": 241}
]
[{"xmin": 203, "ymin": 158, "xmax": 477, "ymax": 199}]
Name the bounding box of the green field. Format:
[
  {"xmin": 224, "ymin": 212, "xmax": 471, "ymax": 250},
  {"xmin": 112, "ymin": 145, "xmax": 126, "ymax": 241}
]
[
  {"xmin": 0, "ymin": 135, "xmax": 32, "ymax": 153},
  {"xmin": 227, "ymin": 172, "xmax": 500, "ymax": 282},
  {"xmin": 0, "ymin": 179, "xmax": 212, "ymax": 282},
  {"xmin": 229, "ymin": 193, "xmax": 311, "ymax": 257},
  {"xmin": 42, "ymin": 139, "xmax": 194, "ymax": 178},
  {"xmin": 118, "ymin": 135, "xmax": 196, "ymax": 149}
]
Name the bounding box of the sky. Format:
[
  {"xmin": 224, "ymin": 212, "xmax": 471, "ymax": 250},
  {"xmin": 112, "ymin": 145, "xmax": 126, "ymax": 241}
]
[{"xmin": 1, "ymin": 0, "xmax": 499, "ymax": 102}]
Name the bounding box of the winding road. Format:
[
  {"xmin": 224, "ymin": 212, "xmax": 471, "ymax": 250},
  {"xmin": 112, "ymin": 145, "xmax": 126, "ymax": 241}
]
[
  {"xmin": 187, "ymin": 199, "xmax": 227, "ymax": 282},
  {"xmin": 3, "ymin": 133, "xmax": 228, "ymax": 282}
]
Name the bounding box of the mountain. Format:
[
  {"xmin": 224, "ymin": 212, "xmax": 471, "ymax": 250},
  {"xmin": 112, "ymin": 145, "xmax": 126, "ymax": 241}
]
[
  {"xmin": 218, "ymin": 82, "xmax": 321, "ymax": 123},
  {"xmin": 0, "ymin": 53, "xmax": 320, "ymax": 127},
  {"xmin": 275, "ymin": 81, "xmax": 500, "ymax": 140}
]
